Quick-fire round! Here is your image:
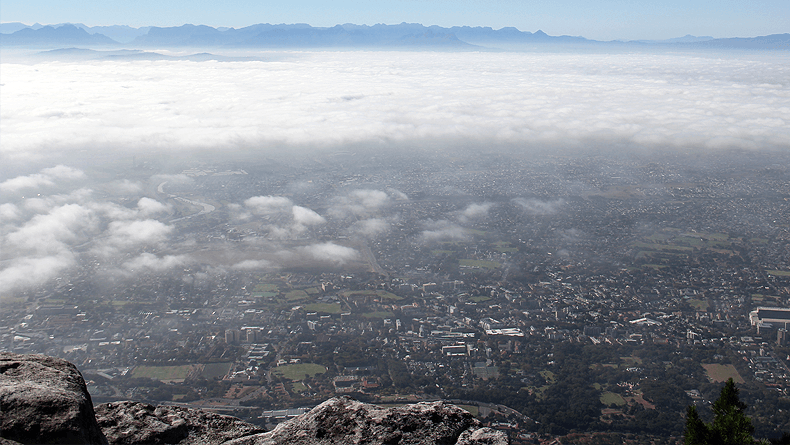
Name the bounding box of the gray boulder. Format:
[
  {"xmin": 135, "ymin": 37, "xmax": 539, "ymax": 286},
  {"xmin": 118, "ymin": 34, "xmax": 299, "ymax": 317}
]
[
  {"xmin": 0, "ymin": 352, "xmax": 107, "ymax": 445},
  {"xmin": 94, "ymin": 401, "xmax": 264, "ymax": 445},
  {"xmin": 225, "ymin": 396, "xmax": 509, "ymax": 445}
]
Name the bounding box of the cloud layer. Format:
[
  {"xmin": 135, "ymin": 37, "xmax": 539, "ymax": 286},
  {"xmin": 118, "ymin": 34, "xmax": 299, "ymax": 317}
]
[{"xmin": 2, "ymin": 51, "xmax": 789, "ymax": 162}]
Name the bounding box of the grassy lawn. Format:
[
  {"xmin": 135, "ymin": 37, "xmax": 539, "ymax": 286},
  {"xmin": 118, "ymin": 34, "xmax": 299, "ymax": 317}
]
[
  {"xmin": 304, "ymin": 303, "xmax": 342, "ymax": 314},
  {"xmin": 631, "ymin": 242, "xmax": 693, "ymax": 251},
  {"xmin": 131, "ymin": 365, "xmax": 194, "ymax": 381},
  {"xmin": 342, "ymin": 290, "xmax": 401, "ymax": 300},
  {"xmin": 601, "ymin": 392, "xmax": 627, "ymax": 406},
  {"xmin": 362, "ymin": 311, "xmax": 395, "ymax": 318},
  {"xmin": 273, "ymin": 363, "xmax": 326, "ymax": 381},
  {"xmin": 687, "ymin": 299, "xmax": 709, "ymax": 311},
  {"xmin": 284, "ymin": 290, "xmax": 310, "ymax": 301},
  {"xmin": 767, "ymin": 270, "xmax": 790, "ymax": 277},
  {"xmin": 254, "ymin": 283, "xmax": 279, "ymax": 293},
  {"xmin": 292, "ymin": 382, "xmax": 308, "ymax": 393},
  {"xmin": 493, "ymin": 241, "xmax": 517, "ymax": 253},
  {"xmin": 202, "ymin": 362, "xmax": 232, "ymax": 379},
  {"xmin": 702, "ymin": 364, "xmax": 745, "ymax": 383},
  {"xmin": 470, "ymin": 296, "xmax": 491, "ymax": 303},
  {"xmin": 620, "ymin": 356, "xmax": 643, "ymax": 366},
  {"xmin": 457, "ymin": 405, "xmax": 479, "ymax": 416},
  {"xmin": 459, "ymin": 259, "xmax": 501, "ymax": 269},
  {"xmin": 540, "ymin": 370, "xmax": 557, "ymax": 384}
]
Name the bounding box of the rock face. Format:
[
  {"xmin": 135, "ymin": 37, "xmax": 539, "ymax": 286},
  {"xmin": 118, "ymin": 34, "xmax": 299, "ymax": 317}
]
[
  {"xmin": 225, "ymin": 396, "xmax": 508, "ymax": 445},
  {"xmin": 94, "ymin": 401, "xmax": 264, "ymax": 445},
  {"xmin": 1, "ymin": 353, "xmax": 508, "ymax": 445},
  {"xmin": 0, "ymin": 352, "xmax": 107, "ymax": 445}
]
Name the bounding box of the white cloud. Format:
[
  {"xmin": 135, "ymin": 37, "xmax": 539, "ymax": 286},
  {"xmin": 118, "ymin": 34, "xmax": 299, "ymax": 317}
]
[
  {"xmin": 0, "ymin": 165, "xmax": 84, "ymax": 192},
  {"xmin": 5, "ymin": 204, "xmax": 95, "ymax": 254},
  {"xmin": 351, "ymin": 218, "xmax": 390, "ymax": 237},
  {"xmin": 245, "ymin": 196, "xmax": 293, "ymax": 214},
  {"xmin": 420, "ymin": 220, "xmax": 468, "ymax": 242},
  {"xmin": 513, "ymin": 198, "xmax": 565, "ymax": 215},
  {"xmin": 0, "ymin": 251, "xmax": 75, "ymax": 294},
  {"xmin": 106, "ymin": 219, "xmax": 172, "ymax": 247},
  {"xmin": 461, "ymin": 202, "xmax": 494, "ymax": 221},
  {"xmin": 330, "ymin": 189, "xmax": 391, "ymax": 218},
  {"xmin": 0, "ymin": 203, "xmax": 21, "ymax": 222},
  {"xmin": 2, "ymin": 52, "xmax": 788, "ymax": 162},
  {"xmin": 137, "ymin": 197, "xmax": 170, "ymax": 216},
  {"xmin": 0, "ymin": 173, "xmax": 54, "ymax": 192},
  {"xmin": 40, "ymin": 165, "xmax": 85, "ymax": 180},
  {"xmin": 297, "ymin": 242, "xmax": 359, "ymax": 264},
  {"xmin": 107, "ymin": 179, "xmax": 143, "ymax": 195},
  {"xmin": 122, "ymin": 253, "xmax": 189, "ymax": 272},
  {"xmin": 292, "ymin": 205, "xmax": 326, "ymax": 226},
  {"xmin": 231, "ymin": 259, "xmax": 275, "ymax": 270}
]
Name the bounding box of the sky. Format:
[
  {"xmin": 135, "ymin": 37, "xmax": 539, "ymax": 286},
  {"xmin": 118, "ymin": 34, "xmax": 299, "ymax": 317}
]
[{"xmin": 1, "ymin": 0, "xmax": 788, "ymax": 41}]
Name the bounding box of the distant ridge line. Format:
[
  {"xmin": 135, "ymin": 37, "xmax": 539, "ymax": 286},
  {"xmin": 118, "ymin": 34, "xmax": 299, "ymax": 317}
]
[{"xmin": 1, "ymin": 22, "xmax": 788, "ymax": 50}]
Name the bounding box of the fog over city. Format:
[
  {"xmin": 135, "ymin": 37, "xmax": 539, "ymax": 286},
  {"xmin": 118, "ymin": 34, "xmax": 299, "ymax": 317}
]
[
  {"xmin": 2, "ymin": 27, "xmax": 790, "ymax": 441},
  {"xmin": 1, "ymin": 50, "xmax": 788, "ymax": 295}
]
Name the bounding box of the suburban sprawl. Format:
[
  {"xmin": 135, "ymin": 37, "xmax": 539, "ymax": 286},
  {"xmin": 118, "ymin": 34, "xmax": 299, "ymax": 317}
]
[{"xmin": 2, "ymin": 148, "xmax": 789, "ymax": 444}]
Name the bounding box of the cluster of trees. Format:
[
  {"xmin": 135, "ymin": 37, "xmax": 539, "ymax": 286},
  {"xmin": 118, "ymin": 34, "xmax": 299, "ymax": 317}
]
[{"xmin": 684, "ymin": 378, "xmax": 788, "ymax": 445}]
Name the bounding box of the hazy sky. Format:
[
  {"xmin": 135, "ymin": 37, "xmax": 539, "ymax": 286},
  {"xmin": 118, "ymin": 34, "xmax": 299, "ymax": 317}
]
[{"xmin": 1, "ymin": 0, "xmax": 788, "ymax": 40}]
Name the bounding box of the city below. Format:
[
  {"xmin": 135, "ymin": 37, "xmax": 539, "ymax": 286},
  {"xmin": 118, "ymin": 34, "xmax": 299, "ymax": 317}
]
[{"xmin": 2, "ymin": 146, "xmax": 789, "ymax": 444}]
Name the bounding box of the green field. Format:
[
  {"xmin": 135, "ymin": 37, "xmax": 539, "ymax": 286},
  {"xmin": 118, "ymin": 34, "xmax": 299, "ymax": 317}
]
[
  {"xmin": 631, "ymin": 242, "xmax": 693, "ymax": 252},
  {"xmin": 687, "ymin": 299, "xmax": 709, "ymax": 311},
  {"xmin": 342, "ymin": 290, "xmax": 401, "ymax": 300},
  {"xmin": 493, "ymin": 242, "xmax": 517, "ymax": 253},
  {"xmin": 457, "ymin": 405, "xmax": 479, "ymax": 416},
  {"xmin": 702, "ymin": 364, "xmax": 744, "ymax": 383},
  {"xmin": 767, "ymin": 270, "xmax": 790, "ymax": 277},
  {"xmin": 362, "ymin": 311, "xmax": 395, "ymax": 318},
  {"xmin": 254, "ymin": 283, "xmax": 279, "ymax": 293},
  {"xmin": 470, "ymin": 296, "xmax": 491, "ymax": 303},
  {"xmin": 459, "ymin": 259, "xmax": 501, "ymax": 269},
  {"xmin": 273, "ymin": 363, "xmax": 326, "ymax": 381},
  {"xmin": 620, "ymin": 356, "xmax": 643, "ymax": 366},
  {"xmin": 202, "ymin": 362, "xmax": 232, "ymax": 379},
  {"xmin": 284, "ymin": 290, "xmax": 310, "ymax": 301},
  {"xmin": 291, "ymin": 382, "xmax": 308, "ymax": 393},
  {"xmin": 540, "ymin": 370, "xmax": 557, "ymax": 384},
  {"xmin": 304, "ymin": 303, "xmax": 342, "ymax": 314},
  {"xmin": 131, "ymin": 365, "xmax": 193, "ymax": 381},
  {"xmin": 601, "ymin": 392, "xmax": 627, "ymax": 406}
]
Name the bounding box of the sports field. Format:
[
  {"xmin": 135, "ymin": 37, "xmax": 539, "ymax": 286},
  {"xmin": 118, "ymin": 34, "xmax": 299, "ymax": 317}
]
[{"xmin": 702, "ymin": 364, "xmax": 744, "ymax": 383}]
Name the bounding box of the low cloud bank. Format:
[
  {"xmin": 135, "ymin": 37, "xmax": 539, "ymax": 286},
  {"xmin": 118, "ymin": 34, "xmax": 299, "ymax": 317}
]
[{"xmin": 2, "ymin": 51, "xmax": 789, "ymax": 162}]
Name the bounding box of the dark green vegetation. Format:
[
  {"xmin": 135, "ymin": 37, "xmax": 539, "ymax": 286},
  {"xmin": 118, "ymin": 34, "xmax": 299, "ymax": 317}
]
[{"xmin": 684, "ymin": 379, "xmax": 754, "ymax": 445}]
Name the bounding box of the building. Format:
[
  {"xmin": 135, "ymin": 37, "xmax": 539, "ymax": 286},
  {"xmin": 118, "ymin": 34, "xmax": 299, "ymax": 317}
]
[{"xmin": 749, "ymin": 307, "xmax": 790, "ymax": 331}]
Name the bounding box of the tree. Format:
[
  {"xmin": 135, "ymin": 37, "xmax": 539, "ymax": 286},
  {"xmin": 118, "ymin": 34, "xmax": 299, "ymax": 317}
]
[
  {"xmin": 684, "ymin": 378, "xmax": 755, "ymax": 445},
  {"xmin": 711, "ymin": 378, "xmax": 754, "ymax": 445},
  {"xmin": 684, "ymin": 405, "xmax": 709, "ymax": 445}
]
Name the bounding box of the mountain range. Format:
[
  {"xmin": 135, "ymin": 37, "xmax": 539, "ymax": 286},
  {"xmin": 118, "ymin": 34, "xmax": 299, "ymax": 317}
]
[{"xmin": 1, "ymin": 22, "xmax": 788, "ymax": 50}]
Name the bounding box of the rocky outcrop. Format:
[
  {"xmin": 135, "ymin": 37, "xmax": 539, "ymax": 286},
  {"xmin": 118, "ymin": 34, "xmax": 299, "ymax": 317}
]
[
  {"xmin": 225, "ymin": 396, "xmax": 508, "ymax": 445},
  {"xmin": 1, "ymin": 353, "xmax": 508, "ymax": 445},
  {"xmin": 94, "ymin": 401, "xmax": 264, "ymax": 445},
  {"xmin": 0, "ymin": 352, "xmax": 107, "ymax": 445}
]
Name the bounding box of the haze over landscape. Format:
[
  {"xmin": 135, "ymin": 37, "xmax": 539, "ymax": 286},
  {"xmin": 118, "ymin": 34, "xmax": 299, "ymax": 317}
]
[{"xmin": 2, "ymin": 1, "xmax": 790, "ymax": 443}]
